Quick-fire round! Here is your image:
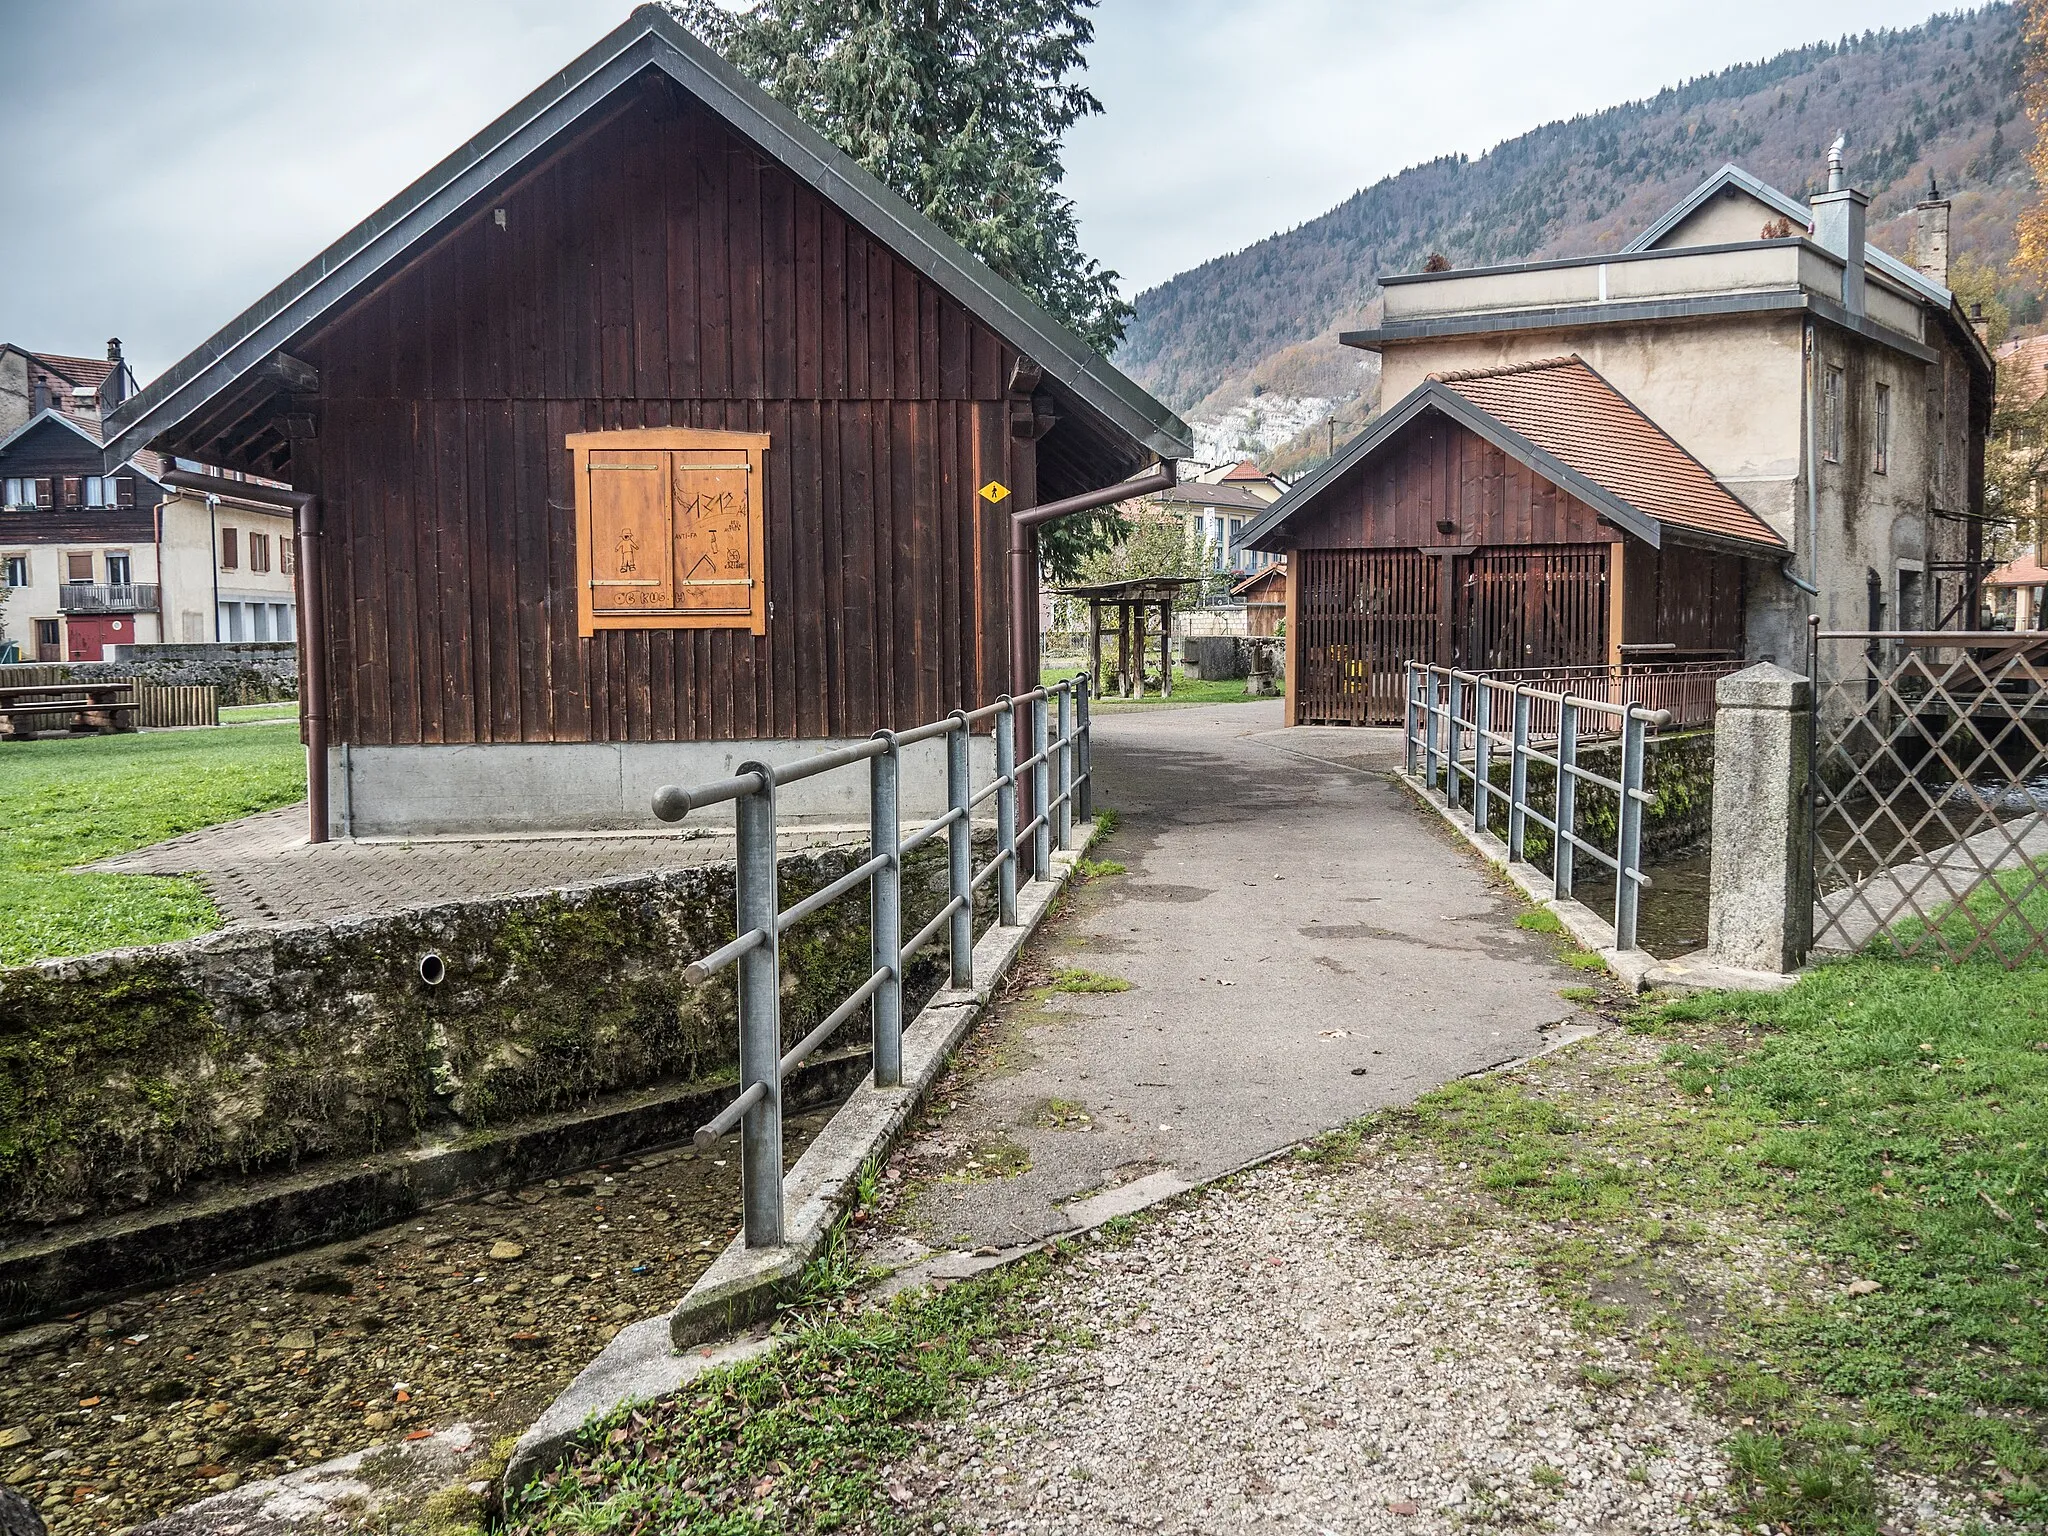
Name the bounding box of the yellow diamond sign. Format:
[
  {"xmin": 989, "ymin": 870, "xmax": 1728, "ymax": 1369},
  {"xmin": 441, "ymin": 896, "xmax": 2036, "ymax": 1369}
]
[{"xmin": 978, "ymin": 480, "xmax": 1011, "ymax": 504}]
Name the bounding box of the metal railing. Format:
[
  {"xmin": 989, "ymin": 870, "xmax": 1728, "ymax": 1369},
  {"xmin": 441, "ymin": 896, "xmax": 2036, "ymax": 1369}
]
[
  {"xmin": 1403, "ymin": 662, "xmax": 1670, "ymax": 951},
  {"xmin": 651, "ymin": 676, "xmax": 1094, "ymax": 1248},
  {"xmin": 56, "ymin": 583, "xmax": 159, "ymax": 613},
  {"xmin": 1471, "ymin": 659, "xmax": 1739, "ymax": 731}
]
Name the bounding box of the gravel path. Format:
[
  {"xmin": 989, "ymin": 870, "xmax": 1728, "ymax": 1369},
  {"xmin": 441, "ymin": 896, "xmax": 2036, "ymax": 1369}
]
[{"xmin": 894, "ymin": 1150, "xmax": 1739, "ymax": 1535}]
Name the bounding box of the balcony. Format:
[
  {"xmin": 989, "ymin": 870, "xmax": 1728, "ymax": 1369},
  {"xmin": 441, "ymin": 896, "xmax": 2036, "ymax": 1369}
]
[{"xmin": 58, "ymin": 583, "xmax": 159, "ymax": 614}]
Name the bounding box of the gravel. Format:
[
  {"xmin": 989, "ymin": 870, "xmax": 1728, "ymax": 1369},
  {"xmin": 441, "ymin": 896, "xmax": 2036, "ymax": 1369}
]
[
  {"xmin": 894, "ymin": 1153, "xmax": 1743, "ymax": 1535},
  {"xmin": 0, "ymin": 1107, "xmax": 833, "ymax": 1535}
]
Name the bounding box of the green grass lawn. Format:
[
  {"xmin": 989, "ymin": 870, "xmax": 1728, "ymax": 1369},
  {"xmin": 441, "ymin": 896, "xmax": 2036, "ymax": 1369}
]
[
  {"xmin": 1395, "ymin": 950, "xmax": 2048, "ymax": 1531},
  {"xmin": 1041, "ymin": 662, "xmax": 1266, "ymax": 706},
  {"xmin": 220, "ymin": 701, "xmax": 300, "ymax": 724},
  {"xmin": 0, "ymin": 723, "xmax": 306, "ymax": 965}
]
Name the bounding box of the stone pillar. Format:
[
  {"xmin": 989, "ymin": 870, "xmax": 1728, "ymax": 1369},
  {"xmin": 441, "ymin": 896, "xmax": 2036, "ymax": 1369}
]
[{"xmin": 1706, "ymin": 663, "xmax": 1812, "ymax": 973}]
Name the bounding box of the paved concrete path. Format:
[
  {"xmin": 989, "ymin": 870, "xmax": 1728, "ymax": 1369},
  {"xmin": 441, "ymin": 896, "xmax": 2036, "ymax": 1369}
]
[
  {"xmin": 873, "ymin": 699, "xmax": 1592, "ymax": 1255},
  {"xmin": 85, "ymin": 807, "xmax": 858, "ymax": 926}
]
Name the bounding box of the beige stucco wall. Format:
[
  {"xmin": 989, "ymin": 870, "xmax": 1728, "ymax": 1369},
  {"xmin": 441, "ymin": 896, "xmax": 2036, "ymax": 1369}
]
[
  {"xmin": 1380, "ymin": 312, "xmax": 1808, "ymax": 540},
  {"xmin": 157, "ymin": 492, "xmax": 299, "ymax": 644},
  {"xmin": 0, "ymin": 350, "xmax": 31, "ymax": 442},
  {"xmin": 0, "ymin": 541, "xmax": 166, "ymax": 655}
]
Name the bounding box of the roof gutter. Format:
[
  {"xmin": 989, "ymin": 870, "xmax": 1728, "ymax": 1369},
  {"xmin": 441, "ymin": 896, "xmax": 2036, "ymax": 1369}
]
[{"xmin": 162, "ymin": 467, "xmax": 330, "ymax": 846}]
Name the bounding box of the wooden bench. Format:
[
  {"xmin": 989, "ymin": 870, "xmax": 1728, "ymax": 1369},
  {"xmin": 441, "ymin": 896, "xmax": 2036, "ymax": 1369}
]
[{"xmin": 0, "ymin": 683, "xmax": 140, "ymax": 739}]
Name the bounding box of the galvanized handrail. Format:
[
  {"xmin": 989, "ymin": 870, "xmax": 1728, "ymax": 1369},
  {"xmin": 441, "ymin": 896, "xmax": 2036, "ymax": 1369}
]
[
  {"xmin": 653, "ymin": 676, "xmax": 1094, "ymax": 1248},
  {"xmin": 1403, "ymin": 662, "xmax": 1669, "ymax": 951}
]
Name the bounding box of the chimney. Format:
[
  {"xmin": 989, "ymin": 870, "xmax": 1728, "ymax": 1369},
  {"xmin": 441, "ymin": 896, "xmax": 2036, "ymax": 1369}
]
[
  {"xmin": 104, "ymin": 338, "xmax": 126, "ymax": 407},
  {"xmin": 1912, "ymin": 172, "xmax": 1952, "ymax": 289},
  {"xmin": 31, "ymin": 373, "xmax": 48, "ymax": 413},
  {"xmin": 1971, "ymin": 302, "xmax": 1990, "ymax": 345},
  {"xmin": 1809, "ymin": 132, "xmax": 1869, "ymax": 316}
]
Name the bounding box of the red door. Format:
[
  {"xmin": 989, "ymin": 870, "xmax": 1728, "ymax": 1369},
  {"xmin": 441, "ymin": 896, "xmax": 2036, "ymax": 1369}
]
[{"xmin": 65, "ymin": 615, "xmax": 132, "ymax": 661}]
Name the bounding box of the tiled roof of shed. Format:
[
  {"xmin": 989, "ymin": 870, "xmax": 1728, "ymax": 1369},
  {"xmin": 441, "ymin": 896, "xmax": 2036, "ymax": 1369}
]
[
  {"xmin": 30, "ymin": 352, "xmax": 117, "ymax": 388},
  {"xmin": 1430, "ymin": 356, "xmax": 1784, "ymax": 549}
]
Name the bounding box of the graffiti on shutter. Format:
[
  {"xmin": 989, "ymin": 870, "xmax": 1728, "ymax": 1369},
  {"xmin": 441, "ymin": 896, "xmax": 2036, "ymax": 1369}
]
[{"xmin": 569, "ymin": 429, "xmax": 769, "ymax": 636}]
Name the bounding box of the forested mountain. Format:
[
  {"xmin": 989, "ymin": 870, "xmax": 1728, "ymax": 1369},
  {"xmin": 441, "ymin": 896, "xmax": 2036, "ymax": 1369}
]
[{"xmin": 1119, "ymin": 5, "xmax": 2032, "ymax": 452}]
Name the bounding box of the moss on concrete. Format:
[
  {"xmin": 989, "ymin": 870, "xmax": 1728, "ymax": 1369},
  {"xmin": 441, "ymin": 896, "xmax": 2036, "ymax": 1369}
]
[{"xmin": 0, "ymin": 839, "xmax": 986, "ymax": 1233}]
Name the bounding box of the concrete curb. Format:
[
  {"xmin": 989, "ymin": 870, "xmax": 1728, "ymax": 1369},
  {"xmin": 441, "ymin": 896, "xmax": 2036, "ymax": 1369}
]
[
  {"xmin": 502, "ymin": 824, "xmax": 1098, "ymax": 1492},
  {"xmin": 1394, "ymin": 772, "xmax": 1662, "ymax": 991}
]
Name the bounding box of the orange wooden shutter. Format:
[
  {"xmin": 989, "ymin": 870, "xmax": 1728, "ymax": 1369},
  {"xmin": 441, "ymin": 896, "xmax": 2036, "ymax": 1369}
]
[
  {"xmin": 586, "ymin": 450, "xmax": 674, "ymax": 615},
  {"xmin": 569, "ymin": 429, "xmax": 770, "ymax": 636}
]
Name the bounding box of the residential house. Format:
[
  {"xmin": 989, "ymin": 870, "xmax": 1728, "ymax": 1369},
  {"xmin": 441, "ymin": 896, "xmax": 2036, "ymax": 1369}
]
[
  {"xmin": 102, "ymin": 5, "xmax": 1188, "ymax": 838},
  {"xmin": 1244, "ymin": 151, "xmax": 1993, "ymax": 724},
  {"xmin": 1985, "ymin": 549, "xmax": 2046, "ymax": 630},
  {"xmin": 0, "ymin": 341, "xmax": 299, "ymax": 659}
]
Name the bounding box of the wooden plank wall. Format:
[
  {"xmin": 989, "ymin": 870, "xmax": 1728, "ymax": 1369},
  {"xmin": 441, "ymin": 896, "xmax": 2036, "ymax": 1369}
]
[
  {"xmin": 1278, "ymin": 415, "xmax": 1611, "ymax": 552},
  {"xmin": 1621, "ymin": 542, "xmax": 1747, "ymax": 654},
  {"xmin": 303, "ymin": 72, "xmax": 1025, "ymax": 748}
]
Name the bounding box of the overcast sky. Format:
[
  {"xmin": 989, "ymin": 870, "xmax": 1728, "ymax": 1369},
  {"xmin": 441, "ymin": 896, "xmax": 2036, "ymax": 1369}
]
[{"xmin": 0, "ymin": 0, "xmax": 1963, "ymax": 382}]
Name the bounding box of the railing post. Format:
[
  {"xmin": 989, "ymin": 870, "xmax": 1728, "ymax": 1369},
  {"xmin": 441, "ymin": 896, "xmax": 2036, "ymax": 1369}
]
[
  {"xmin": 1472, "ymin": 681, "xmax": 1492, "ymax": 836},
  {"xmin": 995, "ymin": 698, "xmax": 1019, "ymax": 926},
  {"xmin": 1031, "ymin": 693, "xmax": 1051, "ymax": 882},
  {"xmin": 1075, "ymin": 673, "xmax": 1093, "ymax": 825},
  {"xmin": 1055, "ymin": 683, "xmax": 1073, "ymax": 850},
  {"xmin": 1615, "ymin": 705, "xmax": 1648, "ymax": 952},
  {"xmin": 869, "ymin": 732, "xmax": 903, "ymax": 1088},
  {"xmin": 735, "ymin": 769, "xmax": 783, "ymax": 1248},
  {"xmin": 1445, "ymin": 674, "xmax": 1463, "ymax": 811},
  {"xmin": 1554, "ymin": 698, "xmax": 1578, "ymax": 901},
  {"xmin": 1508, "ymin": 687, "xmax": 1530, "ymax": 862},
  {"xmin": 946, "ymin": 714, "xmax": 973, "ymax": 990},
  {"xmin": 1423, "ymin": 668, "xmax": 1440, "ymax": 789},
  {"xmin": 1404, "ymin": 664, "xmax": 1420, "ymax": 777}
]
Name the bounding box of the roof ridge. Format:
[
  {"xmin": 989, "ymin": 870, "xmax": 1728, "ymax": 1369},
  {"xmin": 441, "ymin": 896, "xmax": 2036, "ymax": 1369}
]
[{"xmin": 1427, "ymin": 355, "xmax": 1582, "ymax": 384}]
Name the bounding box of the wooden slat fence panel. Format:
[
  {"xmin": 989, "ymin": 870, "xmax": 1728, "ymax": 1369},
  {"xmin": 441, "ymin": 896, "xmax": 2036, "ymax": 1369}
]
[
  {"xmin": 1296, "ymin": 548, "xmax": 1438, "ymax": 724},
  {"xmin": 135, "ymin": 684, "xmax": 220, "ymax": 729}
]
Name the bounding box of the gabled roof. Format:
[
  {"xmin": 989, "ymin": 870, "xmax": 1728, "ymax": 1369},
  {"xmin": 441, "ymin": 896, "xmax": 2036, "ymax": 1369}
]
[
  {"xmin": 1152, "ymin": 482, "xmax": 1273, "ymax": 511},
  {"xmin": 1220, "ymin": 459, "xmax": 1269, "ymax": 482},
  {"xmin": 0, "ymin": 408, "xmax": 166, "ymax": 482},
  {"xmin": 1623, "ymin": 162, "xmax": 1951, "ymax": 309},
  {"xmin": 1241, "ymin": 356, "xmax": 1785, "ymax": 556},
  {"xmin": 1231, "ymin": 564, "xmax": 1285, "ymax": 597},
  {"xmin": 25, "ymin": 351, "xmax": 119, "ymax": 390},
  {"xmin": 1987, "ymin": 551, "xmax": 2048, "ymax": 588},
  {"xmin": 102, "ymin": 3, "xmax": 1189, "ymax": 472}
]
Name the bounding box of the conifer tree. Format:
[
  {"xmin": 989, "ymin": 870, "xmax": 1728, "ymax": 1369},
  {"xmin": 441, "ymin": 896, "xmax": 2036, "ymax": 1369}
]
[{"xmin": 668, "ymin": 0, "xmax": 1132, "ymax": 353}]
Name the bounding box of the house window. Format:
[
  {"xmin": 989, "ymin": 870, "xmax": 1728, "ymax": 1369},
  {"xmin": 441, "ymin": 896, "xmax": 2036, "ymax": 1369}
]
[
  {"xmin": 249, "ymin": 531, "xmax": 270, "ymax": 573},
  {"xmin": 1823, "ymin": 365, "xmax": 1844, "ymax": 463},
  {"xmin": 84, "ymin": 476, "xmax": 105, "ymax": 507},
  {"xmin": 2, "ymin": 479, "xmax": 24, "ymax": 509},
  {"xmin": 566, "ymin": 428, "xmax": 771, "ymax": 637},
  {"xmin": 221, "ymin": 526, "xmax": 239, "ymax": 569},
  {"xmin": 1873, "ymin": 383, "xmax": 1891, "ymax": 475},
  {"xmin": 106, "ymin": 551, "xmax": 131, "ymax": 586},
  {"xmin": 3, "ymin": 554, "xmax": 25, "ymax": 586},
  {"xmin": 280, "ymin": 538, "xmax": 295, "ymax": 576},
  {"xmin": 66, "ymin": 552, "xmax": 93, "ymax": 584}
]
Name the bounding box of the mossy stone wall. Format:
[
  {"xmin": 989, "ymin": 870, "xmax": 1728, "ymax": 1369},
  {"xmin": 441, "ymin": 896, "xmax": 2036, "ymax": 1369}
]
[
  {"xmin": 0, "ymin": 840, "xmax": 973, "ymax": 1234},
  {"xmin": 1474, "ymin": 728, "xmax": 1715, "ymax": 862}
]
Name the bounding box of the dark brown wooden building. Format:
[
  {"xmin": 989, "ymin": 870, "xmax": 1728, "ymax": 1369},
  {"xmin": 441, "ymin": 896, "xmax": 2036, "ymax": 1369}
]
[
  {"xmin": 1240, "ymin": 356, "xmax": 1785, "ymax": 725},
  {"xmin": 103, "ymin": 6, "xmax": 1188, "ymax": 835}
]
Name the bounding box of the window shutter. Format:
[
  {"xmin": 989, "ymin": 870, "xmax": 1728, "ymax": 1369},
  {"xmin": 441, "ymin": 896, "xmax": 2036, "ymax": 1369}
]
[
  {"xmin": 61, "ymin": 476, "xmax": 81, "ymax": 507},
  {"xmin": 222, "ymin": 527, "xmax": 238, "ymax": 569},
  {"xmin": 116, "ymin": 476, "xmax": 135, "ymax": 508},
  {"xmin": 569, "ymin": 429, "xmax": 770, "ymax": 637},
  {"xmin": 34, "ymin": 478, "xmax": 52, "ymax": 508},
  {"xmin": 586, "ymin": 451, "xmax": 674, "ymax": 616}
]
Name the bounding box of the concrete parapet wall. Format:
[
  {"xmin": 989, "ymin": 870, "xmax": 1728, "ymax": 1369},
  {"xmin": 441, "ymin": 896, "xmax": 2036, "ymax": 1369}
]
[
  {"xmin": 0, "ymin": 839, "xmax": 973, "ymax": 1239},
  {"xmin": 329, "ymin": 736, "xmax": 995, "ymax": 837}
]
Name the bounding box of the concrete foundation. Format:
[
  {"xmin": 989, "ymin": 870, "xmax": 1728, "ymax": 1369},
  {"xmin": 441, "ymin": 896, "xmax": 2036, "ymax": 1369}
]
[
  {"xmin": 1704, "ymin": 663, "xmax": 1812, "ymax": 972},
  {"xmin": 328, "ymin": 736, "xmax": 996, "ymax": 838}
]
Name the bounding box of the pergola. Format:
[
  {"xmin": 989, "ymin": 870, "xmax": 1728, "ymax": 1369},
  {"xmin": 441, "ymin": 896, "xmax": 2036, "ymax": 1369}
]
[{"xmin": 1053, "ymin": 577, "xmax": 1195, "ymax": 699}]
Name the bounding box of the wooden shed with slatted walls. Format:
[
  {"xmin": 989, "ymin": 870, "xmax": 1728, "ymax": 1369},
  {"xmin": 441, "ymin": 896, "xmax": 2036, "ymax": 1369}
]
[
  {"xmin": 102, "ymin": 6, "xmax": 1189, "ymax": 837},
  {"xmin": 1238, "ymin": 356, "xmax": 1787, "ymax": 725}
]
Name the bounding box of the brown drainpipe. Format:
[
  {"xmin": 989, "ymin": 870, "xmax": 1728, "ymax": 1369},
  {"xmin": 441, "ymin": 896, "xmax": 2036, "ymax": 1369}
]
[
  {"xmin": 1009, "ymin": 461, "xmax": 1177, "ymax": 697},
  {"xmin": 162, "ymin": 468, "xmax": 329, "ymax": 844}
]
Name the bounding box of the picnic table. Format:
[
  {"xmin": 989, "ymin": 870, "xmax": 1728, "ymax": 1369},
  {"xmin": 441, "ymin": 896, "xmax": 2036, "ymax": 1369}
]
[{"xmin": 0, "ymin": 681, "xmax": 139, "ymax": 739}]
